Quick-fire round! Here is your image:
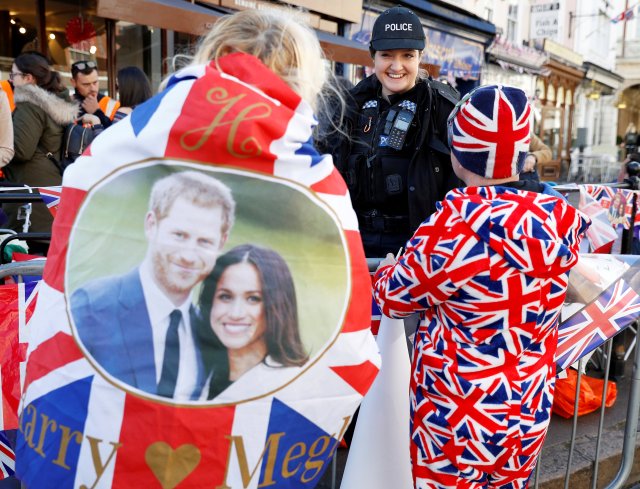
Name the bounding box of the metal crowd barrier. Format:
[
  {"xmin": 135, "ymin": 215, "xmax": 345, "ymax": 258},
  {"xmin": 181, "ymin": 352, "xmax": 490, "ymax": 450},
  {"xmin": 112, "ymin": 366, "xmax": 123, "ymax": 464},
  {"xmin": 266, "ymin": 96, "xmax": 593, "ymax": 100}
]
[
  {"xmin": 533, "ymin": 180, "xmax": 639, "ymax": 489},
  {"xmin": 569, "ymin": 154, "xmax": 620, "ymax": 184},
  {"xmin": 0, "ymin": 259, "xmax": 46, "ymax": 282}
]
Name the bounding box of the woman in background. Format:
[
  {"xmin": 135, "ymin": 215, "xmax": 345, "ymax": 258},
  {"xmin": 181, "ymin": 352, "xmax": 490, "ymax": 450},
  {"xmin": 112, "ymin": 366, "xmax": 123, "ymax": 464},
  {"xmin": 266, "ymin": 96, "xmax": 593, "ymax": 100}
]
[
  {"xmin": 7, "ymin": 52, "xmax": 77, "ymax": 244},
  {"xmin": 113, "ymin": 66, "xmax": 152, "ymax": 122}
]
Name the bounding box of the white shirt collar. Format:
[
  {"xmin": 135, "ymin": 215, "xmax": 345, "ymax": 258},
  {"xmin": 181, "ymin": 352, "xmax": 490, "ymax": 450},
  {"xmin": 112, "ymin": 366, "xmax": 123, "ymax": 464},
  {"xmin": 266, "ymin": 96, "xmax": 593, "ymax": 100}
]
[{"xmin": 139, "ymin": 257, "xmax": 192, "ymax": 323}]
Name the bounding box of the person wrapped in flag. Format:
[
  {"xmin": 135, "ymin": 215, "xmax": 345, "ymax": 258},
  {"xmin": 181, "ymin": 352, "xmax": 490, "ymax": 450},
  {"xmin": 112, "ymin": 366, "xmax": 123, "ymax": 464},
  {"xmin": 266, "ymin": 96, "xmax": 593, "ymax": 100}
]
[
  {"xmin": 373, "ymin": 85, "xmax": 590, "ymax": 489},
  {"xmin": 16, "ymin": 7, "xmax": 380, "ymax": 489}
]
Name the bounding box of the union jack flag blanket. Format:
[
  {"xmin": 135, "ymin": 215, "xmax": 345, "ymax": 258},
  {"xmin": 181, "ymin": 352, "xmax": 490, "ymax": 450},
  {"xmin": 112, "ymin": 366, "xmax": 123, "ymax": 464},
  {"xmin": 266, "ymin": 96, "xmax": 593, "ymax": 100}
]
[
  {"xmin": 374, "ymin": 185, "xmax": 589, "ymax": 488},
  {"xmin": 15, "ymin": 53, "xmax": 379, "ymax": 488}
]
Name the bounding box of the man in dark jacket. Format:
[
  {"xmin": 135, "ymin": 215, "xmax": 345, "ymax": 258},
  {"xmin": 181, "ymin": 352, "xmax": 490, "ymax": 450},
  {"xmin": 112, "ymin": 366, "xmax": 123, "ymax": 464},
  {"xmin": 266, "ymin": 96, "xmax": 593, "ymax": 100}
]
[
  {"xmin": 70, "ymin": 60, "xmax": 120, "ymax": 128},
  {"xmin": 331, "ymin": 6, "xmax": 460, "ymax": 258}
]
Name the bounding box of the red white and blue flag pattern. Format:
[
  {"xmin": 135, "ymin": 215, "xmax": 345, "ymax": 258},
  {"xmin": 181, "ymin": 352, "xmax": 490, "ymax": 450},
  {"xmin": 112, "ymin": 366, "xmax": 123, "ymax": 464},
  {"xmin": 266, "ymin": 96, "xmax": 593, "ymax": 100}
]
[
  {"xmin": 577, "ymin": 186, "xmax": 619, "ymax": 253},
  {"xmin": 0, "ymin": 431, "xmax": 15, "ymax": 479},
  {"xmin": 373, "ymin": 185, "xmax": 589, "ymax": 487},
  {"xmin": 0, "ymin": 281, "xmax": 38, "ymax": 431},
  {"xmin": 15, "ymin": 53, "xmax": 379, "ymax": 488},
  {"xmin": 449, "ymin": 85, "xmax": 531, "ymax": 179},
  {"xmin": 0, "ymin": 281, "xmax": 38, "ymax": 482},
  {"xmin": 583, "ymin": 184, "xmax": 640, "ymax": 234},
  {"xmin": 37, "ymin": 186, "xmax": 62, "ymax": 217},
  {"xmin": 556, "ymin": 254, "xmax": 640, "ymax": 371},
  {"xmin": 611, "ymin": 4, "xmax": 637, "ymax": 23}
]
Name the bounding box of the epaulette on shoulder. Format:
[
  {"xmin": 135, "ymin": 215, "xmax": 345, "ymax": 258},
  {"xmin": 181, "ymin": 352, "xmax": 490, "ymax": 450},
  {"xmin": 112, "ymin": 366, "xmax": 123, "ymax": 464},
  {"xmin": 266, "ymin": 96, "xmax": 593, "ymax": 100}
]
[{"xmin": 427, "ymin": 79, "xmax": 460, "ymax": 106}]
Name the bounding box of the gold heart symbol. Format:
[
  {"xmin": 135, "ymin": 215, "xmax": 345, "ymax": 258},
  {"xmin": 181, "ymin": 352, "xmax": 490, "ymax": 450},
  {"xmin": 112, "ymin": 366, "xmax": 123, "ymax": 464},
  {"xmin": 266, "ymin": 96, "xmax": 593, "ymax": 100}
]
[{"xmin": 145, "ymin": 441, "xmax": 201, "ymax": 489}]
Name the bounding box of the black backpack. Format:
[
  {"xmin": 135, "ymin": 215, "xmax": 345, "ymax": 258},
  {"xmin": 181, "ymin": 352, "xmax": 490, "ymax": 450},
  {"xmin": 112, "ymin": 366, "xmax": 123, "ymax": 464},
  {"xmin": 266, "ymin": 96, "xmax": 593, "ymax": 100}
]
[{"xmin": 59, "ymin": 122, "xmax": 95, "ymax": 171}]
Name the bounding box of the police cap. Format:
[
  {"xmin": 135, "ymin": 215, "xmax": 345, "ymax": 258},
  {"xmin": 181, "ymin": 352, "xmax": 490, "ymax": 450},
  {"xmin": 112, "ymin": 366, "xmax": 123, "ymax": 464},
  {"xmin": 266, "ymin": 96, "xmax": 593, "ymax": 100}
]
[{"xmin": 370, "ymin": 7, "xmax": 425, "ymax": 52}]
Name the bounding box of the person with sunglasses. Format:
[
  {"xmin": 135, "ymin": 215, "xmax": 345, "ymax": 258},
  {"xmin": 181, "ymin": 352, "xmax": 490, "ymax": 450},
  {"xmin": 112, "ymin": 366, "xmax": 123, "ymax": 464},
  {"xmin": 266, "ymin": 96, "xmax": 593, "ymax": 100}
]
[
  {"xmin": 70, "ymin": 60, "xmax": 120, "ymax": 128},
  {"xmin": 330, "ymin": 6, "xmax": 460, "ymax": 259},
  {"xmin": 373, "ymin": 85, "xmax": 590, "ymax": 488}
]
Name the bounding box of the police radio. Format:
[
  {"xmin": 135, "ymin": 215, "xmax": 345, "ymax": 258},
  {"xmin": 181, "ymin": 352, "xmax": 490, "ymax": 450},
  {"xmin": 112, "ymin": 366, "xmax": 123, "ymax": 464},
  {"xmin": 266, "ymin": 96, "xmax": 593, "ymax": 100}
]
[
  {"xmin": 383, "ymin": 101, "xmax": 416, "ymax": 150},
  {"xmin": 387, "ymin": 110, "xmax": 414, "ymax": 149}
]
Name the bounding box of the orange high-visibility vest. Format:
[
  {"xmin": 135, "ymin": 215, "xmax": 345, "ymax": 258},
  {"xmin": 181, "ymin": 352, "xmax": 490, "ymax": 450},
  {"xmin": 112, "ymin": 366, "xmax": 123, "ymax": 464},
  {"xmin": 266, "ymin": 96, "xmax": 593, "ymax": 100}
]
[
  {"xmin": 1, "ymin": 80, "xmax": 14, "ymax": 112},
  {"xmin": 98, "ymin": 96, "xmax": 120, "ymax": 120}
]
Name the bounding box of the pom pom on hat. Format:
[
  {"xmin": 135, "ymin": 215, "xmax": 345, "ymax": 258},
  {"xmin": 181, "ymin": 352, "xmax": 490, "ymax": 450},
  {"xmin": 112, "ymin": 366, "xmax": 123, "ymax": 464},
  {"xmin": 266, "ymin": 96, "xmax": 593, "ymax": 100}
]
[{"xmin": 448, "ymin": 85, "xmax": 531, "ymax": 179}]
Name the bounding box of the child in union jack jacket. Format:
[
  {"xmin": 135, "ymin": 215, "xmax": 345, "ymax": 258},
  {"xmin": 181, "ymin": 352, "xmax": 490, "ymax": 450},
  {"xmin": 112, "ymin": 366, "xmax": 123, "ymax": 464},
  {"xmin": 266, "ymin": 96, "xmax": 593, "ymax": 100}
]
[{"xmin": 373, "ymin": 85, "xmax": 590, "ymax": 489}]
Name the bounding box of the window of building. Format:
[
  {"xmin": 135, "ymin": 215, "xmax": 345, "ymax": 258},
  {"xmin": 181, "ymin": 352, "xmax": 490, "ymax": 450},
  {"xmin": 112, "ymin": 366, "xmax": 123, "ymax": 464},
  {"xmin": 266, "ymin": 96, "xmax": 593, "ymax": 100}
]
[
  {"xmin": 484, "ymin": 8, "xmax": 493, "ymax": 22},
  {"xmin": 0, "ymin": 0, "xmax": 38, "ymax": 74},
  {"xmin": 0, "ymin": 0, "xmax": 108, "ymax": 93},
  {"xmin": 49, "ymin": 0, "xmax": 106, "ymax": 88},
  {"xmin": 115, "ymin": 21, "xmax": 162, "ymax": 91},
  {"xmin": 507, "ymin": 5, "xmax": 518, "ymax": 43}
]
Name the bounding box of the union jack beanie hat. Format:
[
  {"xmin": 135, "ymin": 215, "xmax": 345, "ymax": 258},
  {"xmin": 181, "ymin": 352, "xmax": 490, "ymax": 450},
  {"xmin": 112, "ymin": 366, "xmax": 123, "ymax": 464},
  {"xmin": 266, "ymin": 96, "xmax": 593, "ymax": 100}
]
[{"xmin": 447, "ymin": 85, "xmax": 532, "ymax": 179}]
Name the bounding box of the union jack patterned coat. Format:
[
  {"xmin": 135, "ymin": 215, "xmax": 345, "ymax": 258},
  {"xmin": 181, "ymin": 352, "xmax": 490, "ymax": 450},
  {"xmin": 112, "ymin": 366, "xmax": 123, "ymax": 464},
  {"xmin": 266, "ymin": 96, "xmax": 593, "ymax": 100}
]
[{"xmin": 374, "ymin": 185, "xmax": 590, "ymax": 488}]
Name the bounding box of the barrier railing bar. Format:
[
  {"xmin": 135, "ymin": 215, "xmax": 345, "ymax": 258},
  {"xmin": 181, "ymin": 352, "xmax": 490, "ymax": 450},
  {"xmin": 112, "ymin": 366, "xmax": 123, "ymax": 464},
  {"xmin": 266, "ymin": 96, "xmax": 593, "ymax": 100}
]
[
  {"xmin": 533, "ymin": 449, "xmax": 542, "ymax": 489},
  {"xmin": 564, "ymin": 357, "xmax": 585, "ymax": 489},
  {"xmin": 0, "ymin": 193, "xmax": 46, "ymax": 203},
  {"xmin": 331, "ymin": 451, "xmax": 337, "ymax": 489},
  {"xmin": 592, "ymin": 339, "xmax": 614, "ymax": 489},
  {"xmin": 603, "ymin": 321, "xmax": 640, "ymax": 489},
  {"xmin": 0, "ymin": 259, "xmax": 46, "ymax": 280},
  {"xmin": 0, "ymin": 233, "xmax": 51, "ymax": 265}
]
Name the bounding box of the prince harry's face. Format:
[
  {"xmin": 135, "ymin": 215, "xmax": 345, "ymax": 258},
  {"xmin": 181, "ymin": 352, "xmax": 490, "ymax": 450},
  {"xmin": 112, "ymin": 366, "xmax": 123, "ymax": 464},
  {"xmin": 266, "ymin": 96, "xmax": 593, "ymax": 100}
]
[{"xmin": 145, "ymin": 196, "xmax": 227, "ymax": 306}]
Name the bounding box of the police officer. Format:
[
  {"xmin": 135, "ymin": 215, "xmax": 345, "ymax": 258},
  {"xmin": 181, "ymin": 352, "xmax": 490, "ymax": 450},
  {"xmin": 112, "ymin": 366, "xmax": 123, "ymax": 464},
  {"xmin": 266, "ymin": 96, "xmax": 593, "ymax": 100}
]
[{"xmin": 332, "ymin": 6, "xmax": 460, "ymax": 258}]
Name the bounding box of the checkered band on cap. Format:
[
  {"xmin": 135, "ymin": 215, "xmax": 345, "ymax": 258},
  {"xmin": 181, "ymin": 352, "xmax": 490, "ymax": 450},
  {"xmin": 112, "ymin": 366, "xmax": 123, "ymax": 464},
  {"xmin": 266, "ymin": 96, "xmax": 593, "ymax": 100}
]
[{"xmin": 448, "ymin": 85, "xmax": 531, "ymax": 179}]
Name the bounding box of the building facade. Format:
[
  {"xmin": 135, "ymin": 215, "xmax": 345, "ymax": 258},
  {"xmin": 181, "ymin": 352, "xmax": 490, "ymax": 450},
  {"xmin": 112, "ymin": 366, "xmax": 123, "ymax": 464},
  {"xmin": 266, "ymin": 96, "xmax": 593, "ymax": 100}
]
[{"xmin": 1, "ymin": 0, "xmax": 630, "ymax": 180}]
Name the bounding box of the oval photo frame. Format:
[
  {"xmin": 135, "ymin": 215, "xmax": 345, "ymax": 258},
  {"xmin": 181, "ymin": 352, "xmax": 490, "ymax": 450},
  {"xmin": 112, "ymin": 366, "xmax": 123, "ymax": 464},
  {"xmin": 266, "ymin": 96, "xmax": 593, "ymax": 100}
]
[{"xmin": 65, "ymin": 160, "xmax": 350, "ymax": 405}]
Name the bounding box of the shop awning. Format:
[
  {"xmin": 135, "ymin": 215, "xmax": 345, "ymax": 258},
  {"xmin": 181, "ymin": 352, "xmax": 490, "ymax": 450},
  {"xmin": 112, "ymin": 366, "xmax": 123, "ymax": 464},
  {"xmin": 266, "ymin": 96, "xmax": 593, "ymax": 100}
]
[
  {"xmin": 97, "ymin": 0, "xmax": 371, "ymax": 66},
  {"xmin": 583, "ymin": 61, "xmax": 624, "ymax": 91},
  {"xmin": 486, "ymin": 36, "xmax": 549, "ymax": 75},
  {"xmin": 399, "ymin": 0, "xmax": 496, "ymax": 38}
]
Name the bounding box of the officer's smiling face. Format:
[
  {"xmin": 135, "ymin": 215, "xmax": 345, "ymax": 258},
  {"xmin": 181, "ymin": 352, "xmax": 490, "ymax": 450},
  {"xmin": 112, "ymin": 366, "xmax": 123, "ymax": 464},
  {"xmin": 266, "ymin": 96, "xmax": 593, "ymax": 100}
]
[{"xmin": 374, "ymin": 49, "xmax": 421, "ymax": 99}]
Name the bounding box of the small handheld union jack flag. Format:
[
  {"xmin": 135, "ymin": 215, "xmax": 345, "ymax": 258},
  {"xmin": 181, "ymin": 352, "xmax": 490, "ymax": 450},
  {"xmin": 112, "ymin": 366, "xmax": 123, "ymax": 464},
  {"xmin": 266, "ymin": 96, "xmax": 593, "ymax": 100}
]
[
  {"xmin": 556, "ymin": 254, "xmax": 640, "ymax": 371},
  {"xmin": 37, "ymin": 186, "xmax": 62, "ymax": 217}
]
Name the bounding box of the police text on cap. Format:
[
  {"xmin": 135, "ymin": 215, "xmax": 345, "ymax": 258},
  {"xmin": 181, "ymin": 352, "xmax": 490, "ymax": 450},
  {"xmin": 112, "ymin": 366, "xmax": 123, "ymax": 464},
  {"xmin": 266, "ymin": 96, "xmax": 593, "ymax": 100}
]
[{"xmin": 385, "ymin": 23, "xmax": 413, "ymax": 31}]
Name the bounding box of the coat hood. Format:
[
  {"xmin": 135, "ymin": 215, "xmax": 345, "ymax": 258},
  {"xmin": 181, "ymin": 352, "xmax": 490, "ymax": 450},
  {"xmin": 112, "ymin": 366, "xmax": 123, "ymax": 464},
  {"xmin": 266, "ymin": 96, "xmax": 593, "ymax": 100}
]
[
  {"xmin": 14, "ymin": 84, "xmax": 78, "ymax": 126},
  {"xmin": 442, "ymin": 186, "xmax": 590, "ymax": 278}
]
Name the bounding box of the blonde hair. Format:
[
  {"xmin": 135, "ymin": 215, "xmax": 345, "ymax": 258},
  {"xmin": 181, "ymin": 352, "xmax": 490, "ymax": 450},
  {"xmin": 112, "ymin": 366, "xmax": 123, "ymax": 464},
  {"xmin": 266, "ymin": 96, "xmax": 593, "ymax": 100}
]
[{"xmin": 189, "ymin": 8, "xmax": 327, "ymax": 111}]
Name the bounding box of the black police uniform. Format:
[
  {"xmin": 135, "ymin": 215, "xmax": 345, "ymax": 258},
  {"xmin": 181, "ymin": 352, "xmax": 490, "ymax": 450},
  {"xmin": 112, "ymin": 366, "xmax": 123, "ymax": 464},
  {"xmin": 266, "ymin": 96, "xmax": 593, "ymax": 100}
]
[{"xmin": 331, "ymin": 74, "xmax": 460, "ymax": 258}]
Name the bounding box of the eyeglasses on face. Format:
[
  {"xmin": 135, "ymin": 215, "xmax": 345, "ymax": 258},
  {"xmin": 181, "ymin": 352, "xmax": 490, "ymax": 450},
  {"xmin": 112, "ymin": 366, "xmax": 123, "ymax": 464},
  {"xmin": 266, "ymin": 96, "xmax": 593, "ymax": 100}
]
[
  {"xmin": 9, "ymin": 71, "xmax": 25, "ymax": 81},
  {"xmin": 72, "ymin": 60, "xmax": 97, "ymax": 71}
]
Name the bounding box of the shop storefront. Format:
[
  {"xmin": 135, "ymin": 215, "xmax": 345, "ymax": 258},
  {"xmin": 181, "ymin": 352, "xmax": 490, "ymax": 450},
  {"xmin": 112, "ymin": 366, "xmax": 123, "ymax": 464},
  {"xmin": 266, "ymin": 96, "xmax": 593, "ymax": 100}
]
[
  {"xmin": 482, "ymin": 35, "xmax": 548, "ymax": 100},
  {"xmin": 535, "ymin": 39, "xmax": 585, "ymax": 180},
  {"xmin": 0, "ymin": 0, "xmax": 371, "ymax": 97},
  {"xmin": 343, "ymin": 0, "xmax": 495, "ymax": 95},
  {"xmin": 574, "ymin": 62, "xmax": 622, "ymax": 153},
  {"xmin": 0, "ymin": 0, "xmax": 182, "ymax": 95}
]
